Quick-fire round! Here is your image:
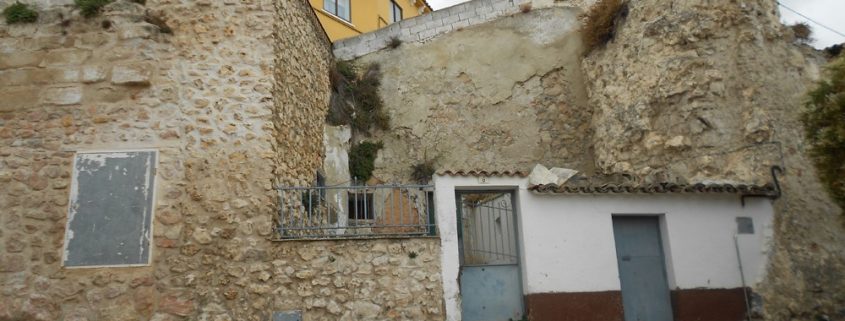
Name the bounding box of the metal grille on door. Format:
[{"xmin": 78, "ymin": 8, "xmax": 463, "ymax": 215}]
[
  {"xmin": 457, "ymin": 192, "xmax": 523, "ymax": 321},
  {"xmin": 460, "ymin": 193, "xmax": 518, "ymax": 265}
]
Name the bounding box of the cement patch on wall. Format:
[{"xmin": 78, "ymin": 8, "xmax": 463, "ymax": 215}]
[{"xmin": 353, "ymin": 7, "xmax": 594, "ymax": 183}]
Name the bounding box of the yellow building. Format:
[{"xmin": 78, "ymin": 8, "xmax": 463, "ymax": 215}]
[{"xmin": 310, "ymin": 0, "xmax": 433, "ymax": 41}]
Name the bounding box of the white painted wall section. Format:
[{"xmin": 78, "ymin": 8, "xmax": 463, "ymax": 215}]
[{"xmin": 433, "ymin": 174, "xmax": 775, "ymax": 321}]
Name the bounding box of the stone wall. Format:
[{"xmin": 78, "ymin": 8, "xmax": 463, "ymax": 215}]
[
  {"xmin": 349, "ymin": 5, "xmax": 595, "ymax": 183},
  {"xmin": 582, "ymin": 0, "xmax": 845, "ymax": 319},
  {"xmin": 274, "ymin": 0, "xmax": 332, "ymax": 187},
  {"xmin": 0, "ymin": 0, "xmax": 445, "ymax": 320},
  {"xmin": 333, "ymin": 0, "xmax": 592, "ymax": 60}
]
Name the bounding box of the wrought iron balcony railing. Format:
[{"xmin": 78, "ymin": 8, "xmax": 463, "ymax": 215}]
[{"xmin": 274, "ymin": 184, "xmax": 436, "ymax": 240}]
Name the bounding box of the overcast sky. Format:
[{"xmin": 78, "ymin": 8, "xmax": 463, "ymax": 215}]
[{"xmin": 427, "ymin": 0, "xmax": 845, "ymax": 49}]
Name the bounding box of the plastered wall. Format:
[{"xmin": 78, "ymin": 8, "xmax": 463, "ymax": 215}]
[{"xmin": 433, "ymin": 175, "xmax": 775, "ymax": 321}]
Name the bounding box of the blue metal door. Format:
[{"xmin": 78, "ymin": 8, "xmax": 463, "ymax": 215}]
[
  {"xmin": 612, "ymin": 216, "xmax": 674, "ymax": 321},
  {"xmin": 457, "ymin": 192, "xmax": 523, "ymax": 321}
]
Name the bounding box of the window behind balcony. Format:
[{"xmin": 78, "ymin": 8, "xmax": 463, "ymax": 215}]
[
  {"xmin": 324, "ymin": 0, "xmax": 351, "ymax": 22},
  {"xmin": 390, "ymin": 1, "xmax": 403, "ymax": 23}
]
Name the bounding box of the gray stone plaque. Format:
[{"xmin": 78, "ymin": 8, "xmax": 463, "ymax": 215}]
[{"xmin": 63, "ymin": 150, "xmax": 157, "ymax": 267}]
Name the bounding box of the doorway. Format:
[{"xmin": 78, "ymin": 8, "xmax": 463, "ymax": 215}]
[
  {"xmin": 612, "ymin": 216, "xmax": 674, "ymax": 321},
  {"xmin": 456, "ymin": 191, "xmax": 524, "ymax": 321}
]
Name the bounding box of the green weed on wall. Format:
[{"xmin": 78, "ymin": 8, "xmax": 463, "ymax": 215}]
[
  {"xmin": 802, "ymin": 57, "xmax": 845, "ymax": 212},
  {"xmin": 75, "ymin": 0, "xmax": 113, "ymax": 18},
  {"xmin": 3, "ymin": 2, "xmax": 38, "ymax": 24},
  {"xmin": 349, "ymin": 141, "xmax": 383, "ymax": 183}
]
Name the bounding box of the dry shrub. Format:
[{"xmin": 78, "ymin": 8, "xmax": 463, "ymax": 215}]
[
  {"xmin": 145, "ymin": 11, "xmax": 172, "ymax": 33},
  {"xmin": 410, "ymin": 158, "xmax": 436, "ymax": 183},
  {"xmin": 327, "ymin": 61, "xmax": 356, "ymax": 126},
  {"xmin": 790, "ymin": 22, "xmax": 812, "ymax": 43},
  {"xmin": 386, "ymin": 36, "xmax": 402, "ymax": 49},
  {"xmin": 580, "ymin": 0, "xmax": 628, "ymax": 53},
  {"xmin": 824, "ymin": 43, "xmax": 843, "ymax": 58},
  {"xmin": 789, "ymin": 22, "xmax": 813, "ymax": 43},
  {"xmin": 326, "ymin": 61, "xmax": 390, "ymax": 134},
  {"xmin": 519, "ymin": 3, "xmax": 532, "ymax": 13}
]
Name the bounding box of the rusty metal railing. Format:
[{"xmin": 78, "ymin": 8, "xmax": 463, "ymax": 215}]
[{"xmin": 274, "ymin": 184, "xmax": 436, "ymax": 240}]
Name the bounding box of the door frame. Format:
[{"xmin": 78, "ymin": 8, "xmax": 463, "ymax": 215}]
[{"xmin": 455, "ymin": 189, "xmax": 526, "ymax": 318}]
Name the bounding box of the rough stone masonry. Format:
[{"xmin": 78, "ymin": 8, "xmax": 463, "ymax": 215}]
[{"xmin": 0, "ymin": 0, "xmax": 444, "ymax": 320}]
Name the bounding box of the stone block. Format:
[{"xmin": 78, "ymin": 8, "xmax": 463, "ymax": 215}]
[
  {"xmin": 118, "ymin": 24, "xmax": 155, "ymax": 40},
  {"xmin": 159, "ymin": 294, "xmax": 195, "ymax": 317},
  {"xmin": 82, "ymin": 65, "xmax": 108, "ymax": 83},
  {"xmin": 52, "ymin": 67, "xmax": 81, "ymax": 83},
  {"xmin": 418, "ymin": 29, "xmax": 437, "ymax": 40},
  {"xmin": 0, "ymin": 254, "xmax": 25, "ymax": 272},
  {"xmin": 0, "ymin": 52, "xmax": 44, "ymax": 69},
  {"xmin": 0, "ymin": 68, "xmax": 35, "ymax": 86},
  {"xmin": 476, "ymin": 5, "xmax": 494, "ymax": 14},
  {"xmin": 458, "ymin": 12, "xmax": 476, "ymax": 21},
  {"xmin": 41, "ymin": 48, "xmax": 91, "ymax": 66},
  {"xmin": 442, "ymin": 14, "xmax": 460, "ymax": 25},
  {"xmin": 111, "ymin": 64, "xmax": 152, "ymax": 86},
  {"xmin": 40, "ymin": 86, "xmax": 83, "ymax": 105},
  {"xmin": 434, "ymin": 25, "xmax": 454, "ymax": 34},
  {"xmin": 0, "ymin": 86, "xmax": 39, "ymax": 112},
  {"xmin": 0, "ymin": 38, "xmax": 19, "ymax": 54},
  {"xmin": 409, "ymin": 23, "xmax": 427, "ymax": 34},
  {"xmin": 452, "ymin": 20, "xmax": 470, "ymax": 30}
]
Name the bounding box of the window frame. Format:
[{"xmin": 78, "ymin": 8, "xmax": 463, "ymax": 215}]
[
  {"xmin": 324, "ymin": 0, "xmax": 351, "ymax": 22},
  {"xmin": 390, "ymin": 0, "xmax": 403, "ymax": 23},
  {"xmin": 61, "ymin": 149, "xmax": 159, "ymax": 269}
]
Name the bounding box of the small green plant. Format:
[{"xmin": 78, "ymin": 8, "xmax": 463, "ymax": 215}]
[
  {"xmin": 801, "ymin": 57, "xmax": 845, "ymax": 213},
  {"xmin": 580, "ymin": 0, "xmax": 628, "ymax": 53},
  {"xmin": 349, "ymin": 141, "xmax": 384, "ymax": 182},
  {"xmin": 335, "ymin": 60, "xmax": 356, "ymax": 80},
  {"xmin": 790, "ymin": 22, "xmax": 813, "ymax": 44},
  {"xmin": 3, "ymin": 2, "xmax": 38, "ymax": 24},
  {"xmin": 328, "ymin": 255, "xmax": 336, "ymax": 263},
  {"xmin": 75, "ymin": 0, "xmax": 113, "ymax": 18},
  {"xmin": 408, "ymin": 251, "xmax": 418, "ymax": 259}
]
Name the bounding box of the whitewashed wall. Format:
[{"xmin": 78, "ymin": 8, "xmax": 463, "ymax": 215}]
[{"xmin": 433, "ymin": 175, "xmax": 775, "ymax": 321}]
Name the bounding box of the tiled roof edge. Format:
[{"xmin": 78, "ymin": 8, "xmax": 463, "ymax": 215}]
[
  {"xmin": 437, "ymin": 169, "xmax": 528, "ymax": 177},
  {"xmin": 528, "ymin": 182, "xmax": 778, "ymax": 195}
]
